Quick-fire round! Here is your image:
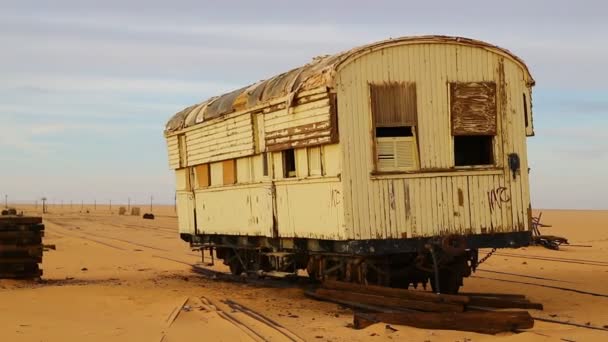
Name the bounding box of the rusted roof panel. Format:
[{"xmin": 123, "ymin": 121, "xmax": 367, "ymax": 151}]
[{"xmin": 165, "ymin": 35, "xmax": 534, "ymax": 134}]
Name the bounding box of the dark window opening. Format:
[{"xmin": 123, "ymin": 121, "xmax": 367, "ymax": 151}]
[
  {"xmin": 454, "ymin": 135, "xmax": 494, "ymax": 166},
  {"xmin": 376, "ymin": 126, "xmax": 413, "ymax": 137},
  {"xmin": 523, "ymin": 93, "xmax": 529, "ymax": 128},
  {"xmin": 262, "ymin": 152, "xmax": 269, "ymax": 176},
  {"xmin": 283, "ymin": 149, "xmax": 296, "ymax": 178}
]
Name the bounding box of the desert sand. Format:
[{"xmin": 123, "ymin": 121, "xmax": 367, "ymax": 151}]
[{"xmin": 0, "ymin": 205, "xmax": 607, "ymax": 341}]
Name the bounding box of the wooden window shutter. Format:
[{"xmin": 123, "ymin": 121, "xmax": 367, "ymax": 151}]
[
  {"xmin": 370, "ymin": 82, "xmax": 417, "ymax": 127},
  {"xmin": 450, "ymin": 82, "xmax": 497, "ymax": 135},
  {"xmin": 222, "ymin": 159, "xmax": 236, "ymax": 185},
  {"xmin": 195, "ymin": 164, "xmax": 210, "ymax": 188}
]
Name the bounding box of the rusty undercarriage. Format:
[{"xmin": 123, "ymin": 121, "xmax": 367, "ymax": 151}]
[{"xmin": 184, "ymin": 230, "xmax": 531, "ymax": 294}]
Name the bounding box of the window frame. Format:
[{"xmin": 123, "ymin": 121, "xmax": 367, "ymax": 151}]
[
  {"xmin": 369, "ymin": 82, "xmax": 420, "ymax": 173},
  {"xmin": 449, "ymin": 81, "xmax": 498, "ymax": 168},
  {"xmin": 282, "ymin": 149, "xmax": 297, "ymax": 178}
]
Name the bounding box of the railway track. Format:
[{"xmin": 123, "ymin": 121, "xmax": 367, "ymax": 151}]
[
  {"xmin": 161, "ymin": 295, "xmax": 304, "ymax": 342},
  {"xmin": 41, "ymin": 217, "xmax": 608, "ymax": 337},
  {"xmin": 45, "ymin": 219, "xmax": 201, "ymax": 259},
  {"xmin": 483, "ymin": 251, "xmax": 608, "ymax": 267}
]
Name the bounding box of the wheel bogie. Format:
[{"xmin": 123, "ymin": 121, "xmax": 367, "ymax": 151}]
[{"xmin": 203, "ymin": 241, "xmax": 476, "ymax": 294}]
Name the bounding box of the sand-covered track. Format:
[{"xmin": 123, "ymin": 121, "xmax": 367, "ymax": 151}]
[
  {"xmin": 4, "ymin": 208, "xmax": 605, "ymax": 342},
  {"xmin": 487, "ymin": 251, "xmax": 608, "ymax": 267}
]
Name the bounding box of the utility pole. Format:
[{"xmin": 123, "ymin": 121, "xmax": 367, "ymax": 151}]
[
  {"xmin": 4, "ymin": 194, "xmax": 7, "ymax": 208},
  {"xmin": 128, "ymin": 197, "xmax": 131, "ymax": 212},
  {"xmin": 109, "ymin": 199, "xmax": 112, "ymax": 211},
  {"xmin": 150, "ymin": 195, "xmax": 153, "ymax": 213},
  {"xmin": 41, "ymin": 197, "xmax": 47, "ymax": 214}
]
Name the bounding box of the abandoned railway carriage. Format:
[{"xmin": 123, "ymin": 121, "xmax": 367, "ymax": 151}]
[{"xmin": 164, "ymin": 36, "xmax": 535, "ymax": 293}]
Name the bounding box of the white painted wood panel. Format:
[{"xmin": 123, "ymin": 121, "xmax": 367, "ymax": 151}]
[
  {"xmin": 275, "ymin": 180, "xmax": 344, "ymax": 239},
  {"xmin": 337, "ymin": 43, "xmax": 532, "ymax": 239},
  {"xmin": 195, "ymin": 185, "xmax": 273, "ymax": 236}
]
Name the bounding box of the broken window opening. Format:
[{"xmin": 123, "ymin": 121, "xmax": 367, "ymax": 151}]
[
  {"xmin": 376, "ymin": 126, "xmax": 414, "ymax": 138},
  {"xmin": 262, "ymin": 152, "xmax": 269, "ymax": 177},
  {"xmin": 283, "ymin": 149, "xmax": 296, "ymax": 178},
  {"xmin": 369, "ymin": 82, "xmax": 419, "ymax": 172},
  {"xmin": 454, "ymin": 135, "xmax": 494, "ymax": 166}
]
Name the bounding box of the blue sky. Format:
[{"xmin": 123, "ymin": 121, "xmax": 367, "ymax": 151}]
[{"xmin": 0, "ymin": 0, "xmax": 606, "ymax": 208}]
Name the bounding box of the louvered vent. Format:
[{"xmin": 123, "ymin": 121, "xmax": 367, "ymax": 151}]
[{"xmin": 376, "ymin": 137, "xmax": 417, "ymax": 171}]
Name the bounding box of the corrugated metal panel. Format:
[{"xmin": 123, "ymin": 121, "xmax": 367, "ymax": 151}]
[
  {"xmin": 165, "ymin": 35, "xmax": 533, "ymax": 134},
  {"xmin": 337, "ymin": 43, "xmax": 531, "ymax": 239},
  {"xmin": 185, "ymin": 113, "xmax": 254, "ymax": 165},
  {"xmin": 450, "ymin": 82, "xmax": 497, "ymax": 135}
]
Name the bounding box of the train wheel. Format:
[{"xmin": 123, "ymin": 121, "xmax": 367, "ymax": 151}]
[
  {"xmin": 430, "ymin": 269, "xmax": 461, "ymax": 294},
  {"xmin": 227, "ymin": 250, "xmax": 245, "ymax": 276}
]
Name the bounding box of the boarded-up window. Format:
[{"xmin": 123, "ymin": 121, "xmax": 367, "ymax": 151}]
[
  {"xmin": 222, "ymin": 159, "xmax": 236, "ymax": 185},
  {"xmin": 450, "ymin": 82, "xmax": 497, "ymax": 135},
  {"xmin": 369, "ymin": 82, "xmax": 419, "ymax": 171},
  {"xmin": 370, "ymin": 82, "xmax": 418, "ymax": 127},
  {"xmin": 195, "ymin": 164, "xmax": 210, "ymax": 188}
]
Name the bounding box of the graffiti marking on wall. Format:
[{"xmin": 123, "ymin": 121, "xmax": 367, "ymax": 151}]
[{"xmin": 488, "ymin": 186, "xmax": 510, "ymax": 213}]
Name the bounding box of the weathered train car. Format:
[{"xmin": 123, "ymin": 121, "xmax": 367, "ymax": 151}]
[{"xmin": 164, "ymin": 36, "xmax": 535, "ymax": 293}]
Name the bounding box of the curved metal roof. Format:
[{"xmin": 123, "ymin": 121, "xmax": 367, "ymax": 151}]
[{"xmin": 165, "ymin": 35, "xmax": 534, "ymax": 134}]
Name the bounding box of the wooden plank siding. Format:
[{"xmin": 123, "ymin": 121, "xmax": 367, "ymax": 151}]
[
  {"xmin": 336, "ymin": 43, "xmax": 531, "ymax": 239},
  {"xmin": 166, "ymin": 135, "xmax": 180, "ymax": 169},
  {"xmin": 264, "ymin": 96, "xmax": 337, "ymax": 152},
  {"xmin": 184, "ymin": 112, "xmax": 255, "ymax": 165}
]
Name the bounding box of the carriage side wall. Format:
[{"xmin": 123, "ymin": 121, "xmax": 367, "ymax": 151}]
[{"xmin": 336, "ymin": 43, "xmax": 533, "ymax": 240}]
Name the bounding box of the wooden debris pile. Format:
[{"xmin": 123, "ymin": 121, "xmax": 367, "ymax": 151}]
[
  {"xmin": 0, "ymin": 214, "xmax": 47, "ymax": 279},
  {"xmin": 305, "ymin": 280, "xmax": 542, "ymax": 334},
  {"xmin": 532, "ymin": 212, "xmax": 569, "ymax": 250}
]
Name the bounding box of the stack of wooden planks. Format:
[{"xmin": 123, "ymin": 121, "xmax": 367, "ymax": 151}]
[
  {"xmin": 305, "ymin": 280, "xmax": 541, "ymax": 334},
  {"xmin": 0, "ymin": 215, "xmax": 46, "ymax": 279}
]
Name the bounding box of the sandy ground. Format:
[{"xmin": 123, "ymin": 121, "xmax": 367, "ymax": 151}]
[{"xmin": 1, "ymin": 205, "xmax": 607, "ymax": 341}]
